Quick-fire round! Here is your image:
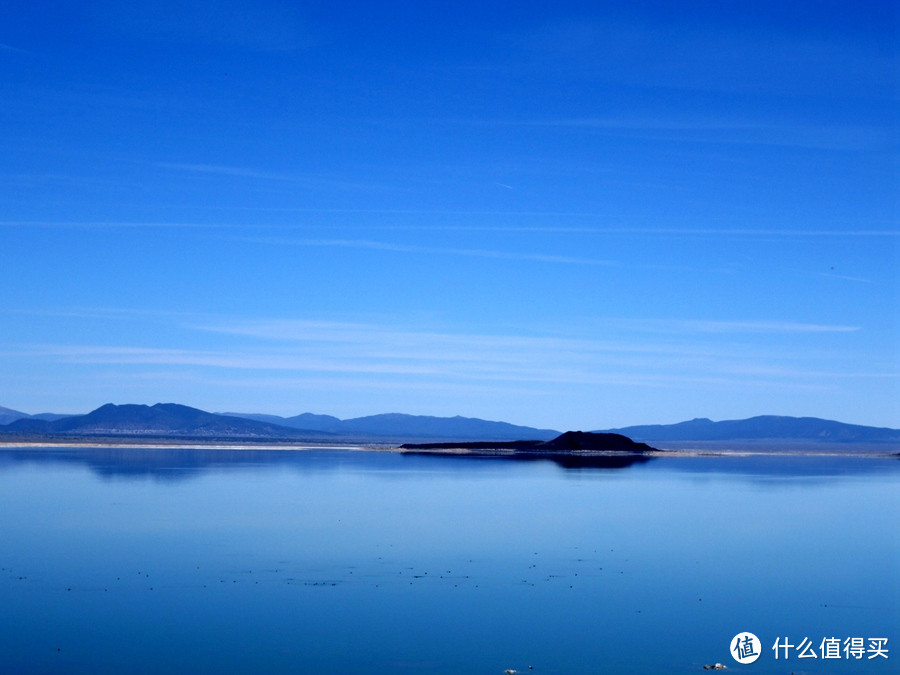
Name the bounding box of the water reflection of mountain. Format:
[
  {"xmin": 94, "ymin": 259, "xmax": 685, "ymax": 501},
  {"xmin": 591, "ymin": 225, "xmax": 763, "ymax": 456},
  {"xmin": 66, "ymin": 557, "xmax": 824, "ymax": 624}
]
[
  {"xmin": 0, "ymin": 448, "xmax": 388, "ymax": 482},
  {"xmin": 0, "ymin": 447, "xmax": 894, "ymax": 482},
  {"xmin": 0, "ymin": 446, "xmax": 656, "ymax": 480},
  {"xmin": 656, "ymin": 454, "xmax": 899, "ymax": 480}
]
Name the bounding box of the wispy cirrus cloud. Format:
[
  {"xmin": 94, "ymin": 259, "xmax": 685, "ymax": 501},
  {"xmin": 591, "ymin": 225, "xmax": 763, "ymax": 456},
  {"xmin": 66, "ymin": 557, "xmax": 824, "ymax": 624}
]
[
  {"xmin": 513, "ymin": 116, "xmax": 891, "ymax": 151},
  {"xmin": 191, "ymin": 316, "xmax": 867, "ymax": 372},
  {"xmin": 0, "ymin": 220, "xmax": 234, "ymax": 230},
  {"xmin": 240, "ymin": 236, "xmax": 620, "ymax": 266},
  {"xmin": 154, "ymin": 162, "xmax": 300, "ymax": 181},
  {"xmin": 817, "ymin": 272, "xmax": 877, "ymax": 284},
  {"xmin": 14, "ymin": 334, "xmax": 882, "ymax": 394},
  {"xmin": 3, "ymin": 215, "xmax": 896, "ymax": 239},
  {"xmin": 153, "ymin": 162, "xmax": 389, "ymax": 192},
  {"xmin": 6, "ymin": 310, "xmax": 887, "ymax": 421},
  {"xmin": 23, "ymin": 344, "xmax": 445, "ymax": 376},
  {"xmin": 607, "ymin": 318, "xmax": 861, "ymax": 334}
]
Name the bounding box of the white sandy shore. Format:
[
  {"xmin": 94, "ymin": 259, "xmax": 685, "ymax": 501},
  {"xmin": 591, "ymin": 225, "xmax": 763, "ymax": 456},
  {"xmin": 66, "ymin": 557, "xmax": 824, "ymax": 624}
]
[{"xmin": 1, "ymin": 440, "xmax": 895, "ymax": 457}]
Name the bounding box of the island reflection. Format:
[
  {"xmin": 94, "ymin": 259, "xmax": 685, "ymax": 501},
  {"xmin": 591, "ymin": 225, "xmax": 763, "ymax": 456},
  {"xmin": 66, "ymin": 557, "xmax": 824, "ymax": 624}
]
[{"xmin": 0, "ymin": 446, "xmax": 895, "ymax": 482}]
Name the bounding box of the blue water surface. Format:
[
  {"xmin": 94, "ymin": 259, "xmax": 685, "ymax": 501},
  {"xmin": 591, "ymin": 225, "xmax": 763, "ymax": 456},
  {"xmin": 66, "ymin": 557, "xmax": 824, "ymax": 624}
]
[{"xmin": 0, "ymin": 448, "xmax": 896, "ymax": 674}]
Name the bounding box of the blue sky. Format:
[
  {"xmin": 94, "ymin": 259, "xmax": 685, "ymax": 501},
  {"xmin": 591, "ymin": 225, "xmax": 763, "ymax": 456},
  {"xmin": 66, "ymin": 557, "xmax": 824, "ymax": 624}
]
[{"xmin": 1, "ymin": 1, "xmax": 897, "ymax": 429}]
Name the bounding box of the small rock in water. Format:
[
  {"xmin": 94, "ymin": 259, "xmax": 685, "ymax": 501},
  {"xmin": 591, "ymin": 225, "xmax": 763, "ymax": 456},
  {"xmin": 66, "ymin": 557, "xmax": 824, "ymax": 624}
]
[{"xmin": 703, "ymin": 663, "xmax": 727, "ymax": 670}]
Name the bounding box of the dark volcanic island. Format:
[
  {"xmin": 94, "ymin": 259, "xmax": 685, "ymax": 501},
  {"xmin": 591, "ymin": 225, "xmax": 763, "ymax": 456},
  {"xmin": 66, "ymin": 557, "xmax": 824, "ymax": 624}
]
[{"xmin": 400, "ymin": 431, "xmax": 659, "ymax": 468}]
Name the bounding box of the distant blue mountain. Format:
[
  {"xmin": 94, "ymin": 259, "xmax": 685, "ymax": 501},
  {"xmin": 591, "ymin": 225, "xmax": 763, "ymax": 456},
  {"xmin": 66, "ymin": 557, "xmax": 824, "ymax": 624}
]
[
  {"xmin": 0, "ymin": 406, "xmax": 71, "ymax": 425},
  {"xmin": 0, "ymin": 406, "xmax": 30, "ymax": 425},
  {"xmin": 223, "ymin": 412, "xmax": 344, "ymax": 433},
  {"xmin": 223, "ymin": 411, "xmax": 560, "ymax": 441},
  {"xmin": 600, "ymin": 416, "xmax": 900, "ymax": 443},
  {"xmin": 2, "ymin": 403, "xmax": 330, "ymax": 440},
  {"xmin": 1, "ymin": 403, "xmax": 559, "ymax": 442},
  {"xmin": 3, "ymin": 405, "xmax": 896, "ymax": 445}
]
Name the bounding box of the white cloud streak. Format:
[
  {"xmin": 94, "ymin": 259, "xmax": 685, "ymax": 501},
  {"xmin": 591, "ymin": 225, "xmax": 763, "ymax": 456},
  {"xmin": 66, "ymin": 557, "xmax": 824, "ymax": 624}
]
[
  {"xmin": 15, "ymin": 339, "xmax": 888, "ymax": 399},
  {"xmin": 242, "ymin": 236, "xmax": 621, "ymax": 266},
  {"xmin": 153, "ymin": 162, "xmax": 388, "ymax": 192},
  {"xmin": 9, "ymin": 312, "xmax": 874, "ymax": 390},
  {"xmin": 2, "ymin": 218, "xmax": 896, "ymax": 238},
  {"xmin": 608, "ymin": 318, "xmax": 861, "ymax": 334},
  {"xmin": 513, "ymin": 117, "xmax": 890, "ymax": 151}
]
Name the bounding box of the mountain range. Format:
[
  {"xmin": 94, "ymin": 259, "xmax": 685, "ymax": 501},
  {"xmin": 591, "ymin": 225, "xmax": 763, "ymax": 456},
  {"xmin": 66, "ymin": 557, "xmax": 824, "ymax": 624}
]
[
  {"xmin": 221, "ymin": 411, "xmax": 559, "ymax": 440},
  {"xmin": 0, "ymin": 404, "xmax": 897, "ymax": 445},
  {"xmin": 0, "ymin": 403, "xmax": 558, "ymax": 442},
  {"xmin": 601, "ymin": 416, "xmax": 900, "ymax": 444},
  {"xmin": 0, "ymin": 406, "xmax": 69, "ymax": 425},
  {"xmin": 0, "ymin": 403, "xmax": 329, "ymax": 440}
]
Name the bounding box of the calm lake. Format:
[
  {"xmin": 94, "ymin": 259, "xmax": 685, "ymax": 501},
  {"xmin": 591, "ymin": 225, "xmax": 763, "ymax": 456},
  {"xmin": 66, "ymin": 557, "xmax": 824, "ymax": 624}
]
[{"xmin": 1, "ymin": 447, "xmax": 896, "ymax": 674}]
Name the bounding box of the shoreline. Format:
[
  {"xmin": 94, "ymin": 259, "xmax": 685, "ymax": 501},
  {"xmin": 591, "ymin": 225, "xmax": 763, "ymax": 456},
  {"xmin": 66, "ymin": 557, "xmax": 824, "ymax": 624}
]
[
  {"xmin": 0, "ymin": 440, "xmax": 386, "ymax": 452},
  {"xmin": 402, "ymin": 447, "xmax": 898, "ymax": 458},
  {"xmin": 0, "ymin": 440, "xmax": 896, "ymax": 458}
]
